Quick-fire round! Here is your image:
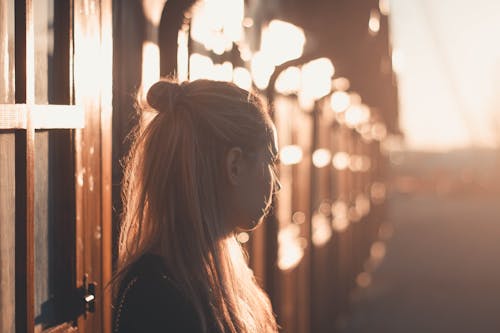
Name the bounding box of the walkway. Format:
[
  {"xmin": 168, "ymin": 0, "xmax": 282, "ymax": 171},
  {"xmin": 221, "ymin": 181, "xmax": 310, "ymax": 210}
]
[{"xmin": 340, "ymin": 192, "xmax": 500, "ymax": 333}]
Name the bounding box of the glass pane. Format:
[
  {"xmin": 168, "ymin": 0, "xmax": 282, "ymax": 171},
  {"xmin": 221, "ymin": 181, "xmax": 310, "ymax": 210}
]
[
  {"xmin": 33, "ymin": 0, "xmax": 65, "ymax": 329},
  {"xmin": 0, "ymin": 0, "xmax": 15, "ymax": 102},
  {"xmin": 35, "ymin": 130, "xmax": 53, "ymax": 328},
  {"xmin": 34, "ymin": 0, "xmax": 54, "ymax": 104},
  {"xmin": 33, "ymin": 0, "xmax": 76, "ymax": 328},
  {"xmin": 0, "ymin": 1, "xmax": 16, "ymax": 333},
  {"xmin": 34, "ymin": 3, "xmax": 55, "ymax": 322}
]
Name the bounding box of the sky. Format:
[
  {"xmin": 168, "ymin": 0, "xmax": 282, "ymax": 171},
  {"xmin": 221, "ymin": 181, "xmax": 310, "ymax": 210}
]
[{"xmin": 389, "ymin": 0, "xmax": 500, "ymax": 151}]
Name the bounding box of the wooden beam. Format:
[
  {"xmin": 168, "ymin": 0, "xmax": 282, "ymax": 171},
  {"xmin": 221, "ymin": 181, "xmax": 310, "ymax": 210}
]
[{"xmin": 0, "ymin": 104, "xmax": 84, "ymax": 129}]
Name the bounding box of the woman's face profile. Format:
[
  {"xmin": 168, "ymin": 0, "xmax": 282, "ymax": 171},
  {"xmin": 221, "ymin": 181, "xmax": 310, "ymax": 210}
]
[{"xmin": 224, "ymin": 128, "xmax": 281, "ymax": 232}]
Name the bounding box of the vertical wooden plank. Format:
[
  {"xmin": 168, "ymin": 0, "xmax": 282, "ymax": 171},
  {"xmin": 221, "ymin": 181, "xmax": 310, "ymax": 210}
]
[
  {"xmin": 74, "ymin": 1, "xmax": 100, "ymax": 331},
  {"xmin": 1, "ymin": 1, "xmax": 17, "ymax": 332},
  {"xmin": 25, "ymin": 0, "xmax": 35, "ymax": 329},
  {"xmin": 0, "ymin": 132, "xmax": 16, "ymax": 333},
  {"xmin": 74, "ymin": 0, "xmax": 113, "ymax": 331},
  {"xmin": 73, "ymin": 0, "xmax": 85, "ymax": 330},
  {"xmin": 15, "ymin": 0, "xmax": 36, "ymax": 331}
]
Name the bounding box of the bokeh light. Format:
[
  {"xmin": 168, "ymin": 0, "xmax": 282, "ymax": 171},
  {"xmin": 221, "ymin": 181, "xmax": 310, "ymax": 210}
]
[
  {"xmin": 280, "ymin": 145, "xmax": 304, "ymax": 165},
  {"xmin": 330, "ymin": 91, "xmax": 351, "ymax": 113},
  {"xmin": 278, "ymin": 224, "xmax": 306, "ymax": 270},
  {"xmin": 312, "ymin": 148, "xmax": 332, "ymax": 168},
  {"xmin": 301, "ymin": 58, "xmax": 335, "ymax": 101},
  {"xmin": 232, "ymin": 67, "xmax": 252, "ymax": 90},
  {"xmin": 275, "ymin": 66, "xmax": 302, "ymax": 95},
  {"xmin": 332, "ymin": 152, "xmax": 351, "ymax": 170},
  {"xmin": 312, "ymin": 212, "xmax": 333, "ymax": 246}
]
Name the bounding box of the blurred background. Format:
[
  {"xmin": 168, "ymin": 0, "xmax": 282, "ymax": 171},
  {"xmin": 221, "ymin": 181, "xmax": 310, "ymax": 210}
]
[{"xmin": 1, "ymin": 0, "xmax": 500, "ymax": 332}]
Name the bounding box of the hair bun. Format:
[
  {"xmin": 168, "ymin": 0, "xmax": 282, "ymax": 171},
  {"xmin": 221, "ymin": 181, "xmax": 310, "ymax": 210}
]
[{"xmin": 146, "ymin": 80, "xmax": 183, "ymax": 112}]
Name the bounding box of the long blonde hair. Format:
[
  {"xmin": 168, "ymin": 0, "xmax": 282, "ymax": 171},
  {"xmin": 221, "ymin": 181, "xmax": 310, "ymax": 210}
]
[{"xmin": 114, "ymin": 79, "xmax": 278, "ymax": 332}]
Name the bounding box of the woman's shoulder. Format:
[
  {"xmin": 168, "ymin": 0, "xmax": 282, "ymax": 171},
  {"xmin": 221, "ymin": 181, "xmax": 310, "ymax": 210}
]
[{"xmin": 114, "ymin": 253, "xmax": 202, "ymax": 332}]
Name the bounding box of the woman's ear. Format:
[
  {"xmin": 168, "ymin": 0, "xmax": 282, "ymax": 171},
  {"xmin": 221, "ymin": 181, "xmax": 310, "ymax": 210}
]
[{"xmin": 225, "ymin": 147, "xmax": 244, "ymax": 185}]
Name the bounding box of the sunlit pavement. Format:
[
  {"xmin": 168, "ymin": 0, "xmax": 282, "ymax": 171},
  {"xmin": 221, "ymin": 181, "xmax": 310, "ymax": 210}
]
[{"xmin": 339, "ymin": 192, "xmax": 500, "ymax": 333}]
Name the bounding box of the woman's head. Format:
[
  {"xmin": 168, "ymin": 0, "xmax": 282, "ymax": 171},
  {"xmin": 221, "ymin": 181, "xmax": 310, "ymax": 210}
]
[
  {"xmin": 117, "ymin": 79, "xmax": 278, "ymax": 332},
  {"xmin": 144, "ymin": 79, "xmax": 279, "ymax": 234}
]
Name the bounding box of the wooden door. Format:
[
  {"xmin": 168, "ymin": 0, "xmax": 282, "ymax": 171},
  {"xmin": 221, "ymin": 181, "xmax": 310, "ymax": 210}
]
[{"xmin": 0, "ymin": 0, "xmax": 112, "ymax": 332}]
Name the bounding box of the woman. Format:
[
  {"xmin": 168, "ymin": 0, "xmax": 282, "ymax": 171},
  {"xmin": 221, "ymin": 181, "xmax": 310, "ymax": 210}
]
[{"xmin": 113, "ymin": 79, "xmax": 280, "ymax": 332}]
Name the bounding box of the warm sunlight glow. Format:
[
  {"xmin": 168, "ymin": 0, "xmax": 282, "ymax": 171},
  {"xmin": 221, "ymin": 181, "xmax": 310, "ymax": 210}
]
[
  {"xmin": 312, "ymin": 148, "xmax": 332, "ymax": 168},
  {"xmin": 236, "ymin": 232, "xmax": 250, "ymax": 244},
  {"xmin": 238, "ymin": 44, "xmax": 253, "ymax": 62},
  {"xmin": 212, "ymin": 62, "xmax": 233, "ymax": 82},
  {"xmin": 391, "ymin": 48, "xmax": 404, "ymax": 74},
  {"xmin": 330, "ymin": 91, "xmax": 351, "ymax": 113},
  {"xmin": 251, "ymin": 19, "xmax": 305, "ymax": 90},
  {"xmin": 349, "ymin": 155, "xmax": 363, "ymax": 172},
  {"xmin": 31, "ymin": 106, "xmax": 85, "ymax": 129},
  {"xmin": 190, "ymin": 0, "xmax": 244, "ymax": 54},
  {"xmin": 332, "ymin": 77, "xmax": 350, "ymax": 91},
  {"xmin": 349, "ymin": 92, "xmax": 362, "ymax": 105},
  {"xmin": 319, "ymin": 201, "xmax": 331, "ymax": 216},
  {"xmin": 370, "ymin": 241, "xmax": 387, "ymax": 260},
  {"xmin": 278, "ymin": 224, "xmax": 306, "ymax": 270},
  {"xmin": 360, "ymin": 127, "xmax": 374, "ymax": 142},
  {"xmin": 280, "ymin": 145, "xmax": 303, "ymax": 165},
  {"xmin": 379, "ymin": 0, "xmax": 390, "ymax": 15},
  {"xmin": 232, "ymin": 67, "xmax": 252, "ymax": 91},
  {"xmin": 275, "ymin": 66, "xmax": 301, "ymax": 95},
  {"xmin": 312, "ymin": 213, "xmax": 332, "ymax": 247},
  {"xmin": 332, "ymin": 216, "xmax": 349, "ymax": 232},
  {"xmin": 251, "ymin": 51, "xmax": 275, "ymax": 90},
  {"xmin": 74, "ymin": 28, "xmax": 105, "ymax": 99},
  {"xmin": 331, "ymin": 200, "xmax": 349, "ymax": 232},
  {"xmin": 142, "ymin": 0, "xmax": 167, "ymax": 25},
  {"xmin": 355, "ymin": 194, "xmax": 371, "ymax": 217},
  {"xmin": 189, "ymin": 53, "xmax": 213, "ymax": 81},
  {"xmin": 331, "ymin": 200, "xmax": 349, "ymax": 218},
  {"xmin": 345, "ymin": 104, "xmax": 370, "ymax": 128},
  {"xmin": 390, "ymin": 2, "xmax": 500, "ymax": 150},
  {"xmin": 301, "ymin": 58, "xmax": 334, "ymax": 101},
  {"xmin": 142, "ymin": 41, "xmax": 160, "ymax": 95},
  {"xmin": 370, "ymin": 182, "xmax": 387, "ymax": 204},
  {"xmin": 177, "ymin": 28, "xmax": 189, "ymax": 82},
  {"xmin": 371, "ymin": 122, "xmax": 388, "ymax": 141},
  {"xmin": 356, "ymin": 272, "xmax": 372, "ymax": 288},
  {"xmin": 297, "ymin": 90, "xmax": 315, "ymax": 111},
  {"xmin": 260, "ymin": 20, "xmax": 305, "ymax": 66},
  {"xmin": 332, "ymin": 152, "xmax": 350, "ymax": 170},
  {"xmin": 369, "ymin": 9, "xmax": 381, "ymax": 35},
  {"xmin": 242, "ymin": 17, "xmax": 254, "ymax": 28},
  {"xmin": 292, "ymin": 211, "xmax": 306, "ymax": 225},
  {"xmin": 189, "ymin": 56, "xmax": 233, "ymax": 82}
]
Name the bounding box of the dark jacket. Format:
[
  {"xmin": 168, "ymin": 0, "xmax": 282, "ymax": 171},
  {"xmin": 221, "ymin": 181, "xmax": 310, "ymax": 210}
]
[{"xmin": 113, "ymin": 253, "xmax": 204, "ymax": 332}]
